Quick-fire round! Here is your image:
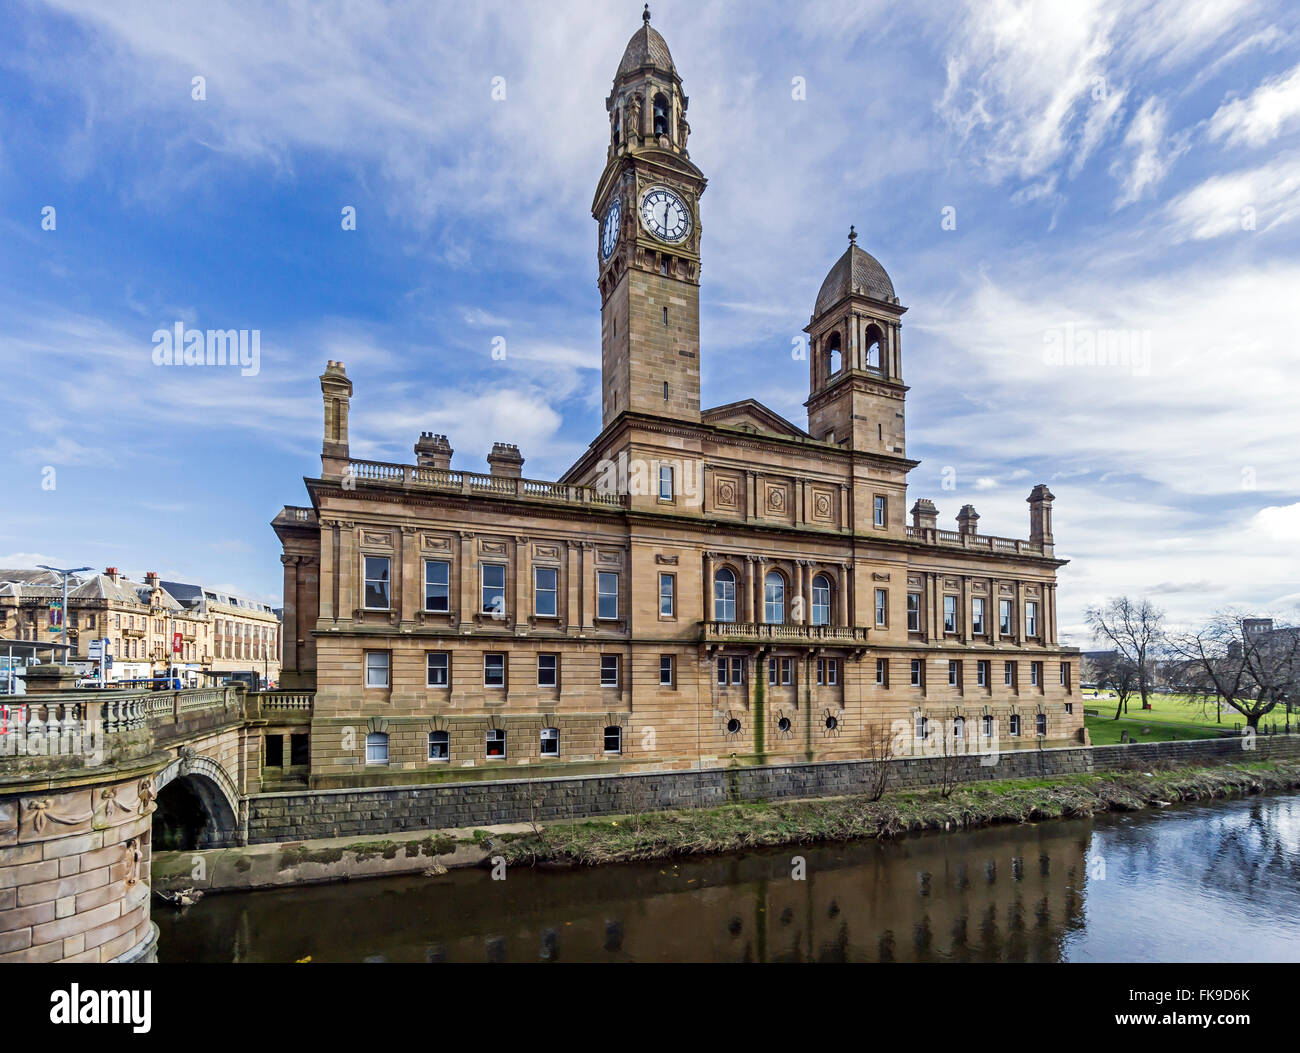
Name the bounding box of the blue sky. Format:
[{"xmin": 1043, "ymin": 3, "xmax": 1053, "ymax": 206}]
[{"xmin": 2, "ymin": 0, "xmax": 1299, "ymax": 642}]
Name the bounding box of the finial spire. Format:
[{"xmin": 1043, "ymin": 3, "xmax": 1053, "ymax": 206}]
[
  {"xmin": 848, "ymin": 224, "xmax": 857, "ymax": 246},
  {"xmin": 643, "ymin": 3, "xmax": 651, "ymax": 23}
]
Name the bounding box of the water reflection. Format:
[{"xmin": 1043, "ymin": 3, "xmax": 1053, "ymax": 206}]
[{"xmin": 157, "ymin": 793, "xmax": 1300, "ymax": 963}]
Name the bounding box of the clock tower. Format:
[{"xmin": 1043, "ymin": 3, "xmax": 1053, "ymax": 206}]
[{"xmin": 593, "ymin": 5, "xmax": 706, "ymax": 428}]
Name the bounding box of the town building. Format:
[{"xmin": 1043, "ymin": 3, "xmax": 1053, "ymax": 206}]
[
  {"xmin": 0, "ymin": 568, "xmax": 279, "ymax": 688},
  {"xmin": 272, "ymin": 9, "xmax": 1082, "ymax": 788}
]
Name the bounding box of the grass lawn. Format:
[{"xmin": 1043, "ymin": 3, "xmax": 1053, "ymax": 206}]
[
  {"xmin": 1080, "ymin": 691, "xmax": 1297, "ymax": 732},
  {"xmin": 1084, "ymin": 715, "xmax": 1224, "ymax": 746}
]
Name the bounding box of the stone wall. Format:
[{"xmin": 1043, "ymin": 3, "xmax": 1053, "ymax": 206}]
[{"xmin": 245, "ymin": 733, "xmax": 1300, "ymax": 844}]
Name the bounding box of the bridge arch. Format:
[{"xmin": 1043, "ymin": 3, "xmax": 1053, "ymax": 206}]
[{"xmin": 154, "ymin": 751, "xmax": 240, "ymax": 850}]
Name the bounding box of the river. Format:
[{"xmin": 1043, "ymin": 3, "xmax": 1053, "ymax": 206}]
[{"xmin": 156, "ymin": 792, "xmax": 1300, "ymax": 962}]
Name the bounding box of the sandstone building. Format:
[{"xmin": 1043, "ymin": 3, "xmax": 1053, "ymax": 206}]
[{"xmin": 273, "ymin": 10, "xmax": 1081, "ymax": 788}]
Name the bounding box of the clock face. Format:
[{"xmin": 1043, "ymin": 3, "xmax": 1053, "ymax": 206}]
[
  {"xmin": 639, "ymin": 186, "xmax": 691, "ymax": 243},
  {"xmin": 601, "ymin": 199, "xmax": 621, "ymax": 260}
]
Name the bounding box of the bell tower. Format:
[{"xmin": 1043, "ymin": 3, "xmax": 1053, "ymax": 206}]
[
  {"xmin": 593, "ymin": 5, "xmax": 706, "ymax": 428},
  {"xmin": 805, "ymin": 227, "xmax": 909, "ymax": 456}
]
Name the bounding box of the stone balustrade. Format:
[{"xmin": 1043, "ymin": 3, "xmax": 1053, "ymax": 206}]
[
  {"xmin": 345, "ymin": 459, "xmax": 628, "ymax": 508},
  {"xmin": 905, "ymin": 525, "xmax": 1039, "ymax": 555},
  {"xmin": 702, "ymin": 620, "xmax": 870, "ymax": 644}
]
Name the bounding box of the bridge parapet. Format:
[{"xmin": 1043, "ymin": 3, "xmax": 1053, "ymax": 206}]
[{"xmin": 245, "ymin": 690, "xmax": 314, "ymax": 724}]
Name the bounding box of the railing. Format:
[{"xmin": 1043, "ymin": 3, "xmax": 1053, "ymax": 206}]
[
  {"xmin": 253, "ymin": 690, "xmax": 314, "ymax": 712},
  {"xmin": 703, "ymin": 621, "xmax": 869, "ymax": 643},
  {"xmin": 0, "ymin": 687, "xmax": 240, "ymax": 764},
  {"xmin": 345, "ymin": 460, "xmax": 629, "ymax": 509},
  {"xmin": 906, "ymin": 525, "xmax": 1040, "ymax": 555}
]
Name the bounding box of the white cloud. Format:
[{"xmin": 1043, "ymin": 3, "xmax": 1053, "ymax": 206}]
[
  {"xmin": 1163, "ymin": 152, "xmax": 1300, "ymax": 239},
  {"xmin": 1110, "ymin": 96, "xmax": 1182, "ymax": 207},
  {"xmin": 1208, "ymin": 60, "xmax": 1300, "ymax": 147}
]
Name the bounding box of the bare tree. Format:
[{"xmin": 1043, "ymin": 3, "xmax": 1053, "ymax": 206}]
[
  {"xmin": 861, "ymin": 722, "xmax": 896, "ymax": 802},
  {"xmin": 1167, "ymin": 613, "xmax": 1300, "ymax": 730},
  {"xmin": 935, "ymin": 721, "xmax": 961, "ymax": 799},
  {"xmin": 1091, "ymin": 650, "xmax": 1140, "ymax": 720},
  {"xmin": 1086, "ymin": 597, "xmax": 1165, "ymax": 711}
]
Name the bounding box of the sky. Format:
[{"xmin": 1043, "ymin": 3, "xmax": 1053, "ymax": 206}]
[{"xmin": 1, "ymin": 0, "xmax": 1298, "ymax": 644}]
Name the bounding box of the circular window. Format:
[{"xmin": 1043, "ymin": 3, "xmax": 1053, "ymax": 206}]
[
  {"xmin": 825, "ymin": 715, "xmax": 838, "ymax": 731},
  {"xmin": 777, "ymin": 717, "xmax": 792, "ymax": 733},
  {"xmin": 726, "ymin": 718, "xmax": 741, "ymax": 734}
]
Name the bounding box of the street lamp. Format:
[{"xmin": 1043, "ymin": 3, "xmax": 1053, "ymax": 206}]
[{"xmin": 37, "ymin": 564, "xmax": 92, "ymax": 666}]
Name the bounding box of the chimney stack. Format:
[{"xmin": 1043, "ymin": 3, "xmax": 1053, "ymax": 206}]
[
  {"xmin": 319, "ymin": 360, "xmax": 353, "ymax": 479},
  {"xmin": 1027, "ymin": 484, "xmax": 1055, "ymax": 555},
  {"xmin": 487, "ymin": 442, "xmax": 525, "ymax": 479},
  {"xmin": 957, "ymin": 504, "xmax": 980, "ymax": 536},
  {"xmin": 910, "ymin": 499, "xmax": 938, "ymax": 533},
  {"xmin": 105, "ymin": 567, "xmax": 120, "ymax": 584},
  {"xmin": 415, "ymin": 432, "xmax": 454, "ymax": 471},
  {"xmin": 145, "ymin": 571, "xmax": 160, "ymax": 588}
]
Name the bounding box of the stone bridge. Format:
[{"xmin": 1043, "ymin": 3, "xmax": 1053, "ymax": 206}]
[{"xmin": 0, "ymin": 668, "xmax": 301, "ymax": 963}]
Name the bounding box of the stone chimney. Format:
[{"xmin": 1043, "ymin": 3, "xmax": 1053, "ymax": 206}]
[
  {"xmin": 1027, "ymin": 484, "xmax": 1055, "ymax": 555},
  {"xmin": 910, "ymin": 499, "xmax": 938, "ymax": 533},
  {"xmin": 319, "ymin": 360, "xmax": 353, "ymax": 479},
  {"xmin": 105, "ymin": 566, "xmax": 120, "ymax": 585},
  {"xmin": 415, "ymin": 432, "xmax": 453, "ymax": 470},
  {"xmin": 486, "ymin": 442, "xmax": 524, "ymax": 478},
  {"xmin": 145, "ymin": 571, "xmax": 159, "ymax": 589},
  {"xmin": 957, "ymin": 504, "xmax": 980, "ymax": 536}
]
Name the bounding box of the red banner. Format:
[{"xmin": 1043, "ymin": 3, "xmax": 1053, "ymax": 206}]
[{"xmin": 172, "ymin": 632, "xmax": 183, "ymax": 655}]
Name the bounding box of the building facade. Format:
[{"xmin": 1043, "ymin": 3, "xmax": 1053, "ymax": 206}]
[
  {"xmin": 0, "ymin": 568, "xmax": 279, "ymax": 687},
  {"xmin": 273, "ymin": 11, "xmax": 1082, "ymax": 789}
]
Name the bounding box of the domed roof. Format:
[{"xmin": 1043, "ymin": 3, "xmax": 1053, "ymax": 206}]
[
  {"xmin": 814, "ymin": 228, "xmax": 896, "ymax": 315},
  {"xmin": 617, "ymin": 7, "xmax": 675, "ymax": 78}
]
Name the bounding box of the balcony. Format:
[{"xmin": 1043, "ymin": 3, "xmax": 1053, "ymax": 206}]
[
  {"xmin": 345, "ymin": 460, "xmax": 629, "ymax": 509},
  {"xmin": 702, "ymin": 621, "xmax": 869, "ymax": 644},
  {"xmin": 906, "ymin": 525, "xmax": 1041, "ymax": 555}
]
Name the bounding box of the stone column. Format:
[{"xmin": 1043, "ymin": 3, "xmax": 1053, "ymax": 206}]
[
  {"xmin": 743, "ymin": 556, "xmax": 756, "ymax": 624},
  {"xmin": 704, "ymin": 552, "xmax": 716, "ymax": 621},
  {"xmin": 457, "ymin": 531, "xmax": 475, "ymax": 631},
  {"xmin": 400, "ymin": 525, "xmax": 418, "ymax": 629},
  {"xmin": 838, "ymin": 562, "xmax": 850, "ymax": 626},
  {"xmin": 798, "ymin": 561, "xmax": 810, "ymax": 624},
  {"xmin": 581, "ymin": 543, "xmax": 595, "ymax": 628},
  {"xmin": 514, "ymin": 536, "xmax": 530, "ymax": 632},
  {"xmin": 1015, "ymin": 581, "xmax": 1026, "ymax": 645},
  {"xmin": 990, "ymin": 578, "xmax": 1001, "ymax": 645},
  {"xmin": 754, "ymin": 557, "xmax": 767, "ymax": 623},
  {"xmin": 280, "ymin": 555, "xmax": 299, "ymax": 676},
  {"xmin": 337, "ymin": 521, "xmax": 356, "ymax": 620},
  {"xmin": 566, "ymin": 541, "xmax": 581, "ymax": 633},
  {"xmin": 960, "ymin": 576, "xmax": 972, "ymax": 644}
]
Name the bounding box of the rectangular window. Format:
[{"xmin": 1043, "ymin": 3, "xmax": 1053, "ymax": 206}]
[
  {"xmin": 1004, "ymin": 660, "xmax": 1015, "ymax": 687},
  {"xmin": 982, "ymin": 714, "xmax": 994, "ymax": 738},
  {"xmin": 875, "ymin": 588, "xmax": 887, "ymax": 627},
  {"xmin": 537, "ymin": 654, "xmax": 558, "ymax": 687},
  {"xmin": 534, "ymin": 567, "xmax": 558, "ymax": 617},
  {"xmin": 826, "ymin": 658, "xmax": 838, "ymax": 686},
  {"xmin": 1026, "ymin": 601, "xmax": 1039, "ymax": 637},
  {"xmin": 972, "ymin": 597, "xmax": 986, "ymax": 635},
  {"xmin": 600, "ymin": 654, "xmax": 619, "ymax": 687},
  {"xmin": 598, "ymin": 572, "xmax": 619, "ymax": 620},
  {"xmin": 366, "ymin": 732, "xmax": 389, "ymax": 765},
  {"xmin": 717, "ymin": 657, "xmax": 728, "ymax": 686},
  {"xmin": 659, "ymin": 654, "xmax": 674, "ymax": 686},
  {"xmin": 999, "ymin": 598, "xmax": 1013, "ymax": 635},
  {"xmin": 816, "ymin": 658, "xmax": 825, "ymax": 685},
  {"xmin": 1060, "ymin": 662, "xmax": 1070, "ymax": 688},
  {"xmin": 1065, "ymin": 702, "xmax": 1073, "ymax": 715},
  {"xmin": 730, "ymin": 657, "xmax": 743, "ymax": 685},
  {"xmin": 769, "ymin": 659, "xmax": 778, "ymax": 686},
  {"xmin": 907, "ymin": 593, "xmax": 921, "ymax": 632},
  {"xmin": 1031, "ymin": 661, "xmax": 1042, "ymax": 687},
  {"xmin": 1036, "ymin": 713, "xmax": 1047, "ymax": 736},
  {"xmin": 1010, "ymin": 714, "xmax": 1021, "ymax": 736},
  {"xmin": 363, "ymin": 556, "xmax": 390, "ymax": 610},
  {"xmin": 873, "ymin": 495, "xmax": 887, "ymax": 527},
  {"xmin": 659, "ymin": 573, "xmax": 675, "ymax": 617},
  {"xmin": 943, "ymin": 595, "xmax": 957, "ymax": 634},
  {"xmin": 916, "ymin": 714, "xmax": 929, "ymax": 740},
  {"xmin": 486, "ymin": 729, "xmax": 506, "ymax": 758},
  {"xmin": 265, "ymin": 734, "xmax": 283, "ymax": 767},
  {"xmin": 977, "ymin": 660, "xmax": 989, "ymax": 687},
  {"xmin": 290, "ymin": 733, "xmax": 309, "ymax": 766},
  {"xmin": 429, "ymin": 731, "xmax": 450, "ymax": 761},
  {"xmin": 481, "ymin": 564, "xmax": 506, "ymax": 616},
  {"xmin": 364, "ymin": 650, "xmax": 389, "ymax": 688},
  {"xmin": 781, "ymin": 658, "xmax": 793, "ymax": 685},
  {"xmin": 604, "ymin": 725, "xmax": 622, "ymax": 754},
  {"xmin": 484, "ymin": 652, "xmax": 506, "ymax": 688},
  {"xmin": 424, "ymin": 559, "xmax": 450, "ymax": 612},
  {"xmin": 948, "ymin": 660, "xmax": 960, "ymax": 687},
  {"xmin": 659, "ymin": 464, "xmax": 674, "ymax": 500},
  {"xmin": 427, "ymin": 652, "xmax": 449, "ymax": 687},
  {"xmin": 876, "ymin": 658, "xmax": 888, "ymax": 686},
  {"xmin": 540, "ymin": 727, "xmax": 559, "ymax": 757},
  {"xmin": 910, "ymin": 659, "xmax": 922, "ymax": 687}
]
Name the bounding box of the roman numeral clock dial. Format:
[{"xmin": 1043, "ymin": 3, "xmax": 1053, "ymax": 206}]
[{"xmin": 639, "ymin": 186, "xmax": 691, "ymax": 243}]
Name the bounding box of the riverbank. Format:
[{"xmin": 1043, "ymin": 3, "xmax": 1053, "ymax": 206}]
[
  {"xmin": 153, "ymin": 760, "xmax": 1300, "ymax": 892},
  {"xmin": 493, "ymin": 760, "xmax": 1300, "ymax": 866}
]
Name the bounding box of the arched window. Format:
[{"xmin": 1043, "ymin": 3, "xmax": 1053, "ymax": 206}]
[
  {"xmin": 714, "ymin": 568, "xmax": 737, "ymax": 623},
  {"xmin": 603, "ymin": 725, "xmax": 623, "ymax": 754},
  {"xmin": 811, "ymin": 574, "xmax": 832, "ymax": 626},
  {"xmin": 826, "ymin": 331, "xmax": 842, "ymax": 377},
  {"xmin": 365, "ymin": 732, "xmax": 389, "ymax": 765},
  {"xmin": 764, "ymin": 570, "xmax": 786, "ymax": 624},
  {"xmin": 613, "ymin": 108, "xmax": 621, "ymax": 144},
  {"xmin": 653, "ymin": 93, "xmax": 670, "ymax": 137},
  {"xmin": 864, "ymin": 323, "xmax": 883, "ymax": 371},
  {"xmin": 953, "ymin": 716, "xmax": 965, "ymax": 744}
]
